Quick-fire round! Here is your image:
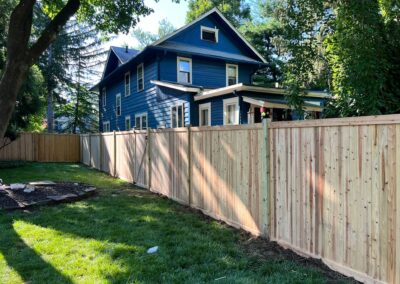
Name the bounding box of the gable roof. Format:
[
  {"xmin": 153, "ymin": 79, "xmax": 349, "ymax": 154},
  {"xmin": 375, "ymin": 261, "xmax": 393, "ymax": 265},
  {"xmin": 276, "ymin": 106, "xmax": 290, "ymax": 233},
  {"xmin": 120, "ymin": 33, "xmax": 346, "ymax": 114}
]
[
  {"xmin": 111, "ymin": 46, "xmax": 140, "ymax": 63},
  {"xmin": 151, "ymin": 8, "xmax": 267, "ymax": 63}
]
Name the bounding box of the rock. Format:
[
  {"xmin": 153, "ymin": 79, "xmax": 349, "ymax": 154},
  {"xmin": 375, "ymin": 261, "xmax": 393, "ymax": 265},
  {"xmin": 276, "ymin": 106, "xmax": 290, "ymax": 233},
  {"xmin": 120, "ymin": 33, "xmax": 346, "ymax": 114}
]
[
  {"xmin": 29, "ymin": 181, "xmax": 56, "ymax": 185},
  {"xmin": 23, "ymin": 185, "xmax": 35, "ymax": 193},
  {"xmin": 84, "ymin": 187, "xmax": 96, "ymax": 193},
  {"xmin": 147, "ymin": 246, "xmax": 159, "ymax": 254},
  {"xmin": 10, "ymin": 183, "xmax": 25, "ymax": 190},
  {"xmin": 73, "ymin": 183, "xmax": 79, "ymax": 186}
]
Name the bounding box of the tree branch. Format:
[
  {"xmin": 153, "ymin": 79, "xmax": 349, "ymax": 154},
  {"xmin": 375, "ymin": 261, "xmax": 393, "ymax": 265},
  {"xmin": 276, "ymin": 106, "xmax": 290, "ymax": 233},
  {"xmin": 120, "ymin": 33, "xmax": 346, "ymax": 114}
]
[{"xmin": 28, "ymin": 0, "xmax": 81, "ymax": 65}]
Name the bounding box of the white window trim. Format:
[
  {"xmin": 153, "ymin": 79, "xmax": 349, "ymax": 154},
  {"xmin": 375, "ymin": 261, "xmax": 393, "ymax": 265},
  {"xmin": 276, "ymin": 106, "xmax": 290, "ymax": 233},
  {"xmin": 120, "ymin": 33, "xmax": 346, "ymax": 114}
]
[
  {"xmin": 124, "ymin": 72, "xmax": 131, "ymax": 97},
  {"xmin": 170, "ymin": 103, "xmax": 185, "ymax": 128},
  {"xmin": 223, "ymin": 97, "xmax": 239, "ymax": 125},
  {"xmin": 199, "ymin": 102, "xmax": 211, "ymax": 126},
  {"xmin": 135, "ymin": 112, "xmax": 148, "ymax": 130},
  {"xmin": 137, "ymin": 63, "xmax": 144, "ymax": 92},
  {"xmin": 177, "ymin": 57, "xmax": 192, "ymax": 84},
  {"xmin": 200, "ymin": 26, "xmax": 219, "ymax": 43},
  {"xmin": 102, "ymin": 87, "xmax": 106, "ymax": 107},
  {"xmin": 125, "ymin": 115, "xmax": 131, "ymax": 130},
  {"xmin": 116, "ymin": 93, "xmax": 121, "ymax": 116},
  {"xmin": 103, "ymin": 120, "xmax": 110, "ymax": 132},
  {"xmin": 226, "ymin": 64, "xmax": 239, "ymax": 86}
]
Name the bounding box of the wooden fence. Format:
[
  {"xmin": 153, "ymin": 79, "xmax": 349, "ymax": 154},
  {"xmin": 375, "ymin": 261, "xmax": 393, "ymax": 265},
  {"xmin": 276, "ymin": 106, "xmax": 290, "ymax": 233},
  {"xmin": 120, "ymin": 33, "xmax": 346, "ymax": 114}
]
[
  {"xmin": 0, "ymin": 133, "xmax": 80, "ymax": 162},
  {"xmin": 81, "ymin": 114, "xmax": 399, "ymax": 284}
]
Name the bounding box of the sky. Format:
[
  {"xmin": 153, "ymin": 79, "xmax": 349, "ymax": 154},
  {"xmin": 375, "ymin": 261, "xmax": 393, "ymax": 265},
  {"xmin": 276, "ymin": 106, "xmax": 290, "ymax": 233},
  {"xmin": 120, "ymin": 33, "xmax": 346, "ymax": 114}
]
[{"xmin": 108, "ymin": 0, "xmax": 189, "ymax": 49}]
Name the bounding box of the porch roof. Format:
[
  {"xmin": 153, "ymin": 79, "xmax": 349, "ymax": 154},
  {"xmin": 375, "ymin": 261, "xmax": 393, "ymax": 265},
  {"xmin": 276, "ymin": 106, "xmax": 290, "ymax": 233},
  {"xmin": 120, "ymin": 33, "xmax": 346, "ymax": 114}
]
[{"xmin": 242, "ymin": 96, "xmax": 323, "ymax": 112}]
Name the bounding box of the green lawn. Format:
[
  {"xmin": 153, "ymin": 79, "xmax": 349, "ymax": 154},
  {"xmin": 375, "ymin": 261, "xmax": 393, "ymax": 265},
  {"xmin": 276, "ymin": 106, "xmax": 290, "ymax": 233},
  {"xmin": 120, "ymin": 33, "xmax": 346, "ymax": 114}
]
[{"xmin": 0, "ymin": 163, "xmax": 352, "ymax": 283}]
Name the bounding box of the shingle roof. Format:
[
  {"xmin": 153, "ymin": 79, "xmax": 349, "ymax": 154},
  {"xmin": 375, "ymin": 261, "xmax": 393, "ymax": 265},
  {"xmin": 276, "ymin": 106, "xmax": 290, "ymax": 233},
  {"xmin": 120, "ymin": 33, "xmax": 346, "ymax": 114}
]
[
  {"xmin": 153, "ymin": 41, "xmax": 262, "ymax": 65},
  {"xmin": 111, "ymin": 46, "xmax": 140, "ymax": 63}
]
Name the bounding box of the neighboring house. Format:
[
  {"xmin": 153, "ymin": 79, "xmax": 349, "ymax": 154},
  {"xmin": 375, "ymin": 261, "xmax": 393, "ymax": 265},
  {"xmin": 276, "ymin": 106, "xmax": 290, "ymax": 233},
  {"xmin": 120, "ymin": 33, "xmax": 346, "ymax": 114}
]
[{"xmin": 94, "ymin": 8, "xmax": 328, "ymax": 132}]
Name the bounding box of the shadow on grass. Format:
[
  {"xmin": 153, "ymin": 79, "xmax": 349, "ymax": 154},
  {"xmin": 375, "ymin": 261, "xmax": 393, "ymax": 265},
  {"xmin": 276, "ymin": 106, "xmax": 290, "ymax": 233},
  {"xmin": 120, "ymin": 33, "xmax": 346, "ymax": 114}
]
[{"xmin": 0, "ymin": 216, "xmax": 73, "ymax": 284}]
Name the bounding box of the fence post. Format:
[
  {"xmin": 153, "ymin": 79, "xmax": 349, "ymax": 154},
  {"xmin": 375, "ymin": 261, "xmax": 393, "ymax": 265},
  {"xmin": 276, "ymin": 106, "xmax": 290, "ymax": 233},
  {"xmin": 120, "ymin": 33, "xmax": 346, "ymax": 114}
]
[
  {"xmin": 100, "ymin": 133, "xmax": 103, "ymax": 171},
  {"xmin": 88, "ymin": 134, "xmax": 92, "ymax": 167},
  {"xmin": 113, "ymin": 130, "xmax": 117, "ymax": 177},
  {"xmin": 188, "ymin": 125, "xmax": 192, "ymax": 206},
  {"xmin": 261, "ymin": 118, "xmax": 271, "ymax": 237},
  {"xmin": 147, "ymin": 127, "xmax": 152, "ymax": 190}
]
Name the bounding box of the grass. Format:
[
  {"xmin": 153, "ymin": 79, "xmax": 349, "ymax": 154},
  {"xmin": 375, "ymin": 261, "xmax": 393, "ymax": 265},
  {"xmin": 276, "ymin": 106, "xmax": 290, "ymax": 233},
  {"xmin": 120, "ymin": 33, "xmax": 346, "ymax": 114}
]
[{"xmin": 0, "ymin": 163, "xmax": 351, "ymax": 283}]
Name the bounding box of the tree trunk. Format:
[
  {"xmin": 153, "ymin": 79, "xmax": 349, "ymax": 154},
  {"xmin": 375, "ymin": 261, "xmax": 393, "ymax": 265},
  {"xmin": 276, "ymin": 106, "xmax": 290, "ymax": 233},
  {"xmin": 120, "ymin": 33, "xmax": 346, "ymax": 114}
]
[
  {"xmin": 0, "ymin": 60, "xmax": 30, "ymax": 137},
  {"xmin": 0, "ymin": 0, "xmax": 80, "ymax": 138}
]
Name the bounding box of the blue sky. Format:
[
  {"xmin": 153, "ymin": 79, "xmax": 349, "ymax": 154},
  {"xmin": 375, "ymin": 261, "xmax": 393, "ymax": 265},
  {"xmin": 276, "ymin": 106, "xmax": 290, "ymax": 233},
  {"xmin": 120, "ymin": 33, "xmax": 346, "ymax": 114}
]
[{"xmin": 109, "ymin": 0, "xmax": 189, "ymax": 49}]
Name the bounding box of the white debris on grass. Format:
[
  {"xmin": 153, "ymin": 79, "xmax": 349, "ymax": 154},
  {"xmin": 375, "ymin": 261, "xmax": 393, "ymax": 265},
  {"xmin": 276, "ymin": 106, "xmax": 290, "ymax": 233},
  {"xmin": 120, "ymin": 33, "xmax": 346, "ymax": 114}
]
[
  {"xmin": 10, "ymin": 183, "xmax": 25, "ymax": 190},
  {"xmin": 23, "ymin": 185, "xmax": 35, "ymax": 193},
  {"xmin": 147, "ymin": 246, "xmax": 159, "ymax": 254}
]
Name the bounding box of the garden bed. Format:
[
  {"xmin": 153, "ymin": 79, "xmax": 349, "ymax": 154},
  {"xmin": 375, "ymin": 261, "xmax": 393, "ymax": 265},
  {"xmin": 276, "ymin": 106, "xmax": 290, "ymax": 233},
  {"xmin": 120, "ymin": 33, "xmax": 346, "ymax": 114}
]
[{"xmin": 0, "ymin": 181, "xmax": 96, "ymax": 210}]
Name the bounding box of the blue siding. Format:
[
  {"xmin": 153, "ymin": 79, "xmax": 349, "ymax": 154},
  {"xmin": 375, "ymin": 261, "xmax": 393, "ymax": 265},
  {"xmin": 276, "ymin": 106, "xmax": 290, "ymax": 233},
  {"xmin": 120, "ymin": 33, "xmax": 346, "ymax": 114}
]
[
  {"xmin": 100, "ymin": 60, "xmax": 192, "ymax": 131},
  {"xmin": 160, "ymin": 53, "xmax": 255, "ymax": 88},
  {"xmin": 167, "ymin": 15, "xmax": 258, "ymax": 60}
]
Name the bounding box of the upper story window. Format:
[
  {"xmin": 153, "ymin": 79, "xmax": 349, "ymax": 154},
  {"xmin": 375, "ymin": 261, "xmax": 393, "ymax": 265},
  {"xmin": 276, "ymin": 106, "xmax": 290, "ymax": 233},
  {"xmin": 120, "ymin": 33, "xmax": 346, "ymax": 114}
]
[
  {"xmin": 201, "ymin": 26, "xmax": 218, "ymax": 43},
  {"xmin": 223, "ymin": 97, "xmax": 239, "ymax": 125},
  {"xmin": 125, "ymin": 72, "xmax": 130, "ymax": 96},
  {"xmin": 226, "ymin": 64, "xmax": 238, "ymax": 86},
  {"xmin": 135, "ymin": 112, "xmax": 147, "ymax": 130},
  {"xmin": 102, "ymin": 87, "xmax": 106, "ymax": 107},
  {"xmin": 177, "ymin": 57, "xmax": 192, "ymax": 84},
  {"xmin": 116, "ymin": 94, "xmax": 121, "ymax": 116},
  {"xmin": 137, "ymin": 63, "xmax": 144, "ymax": 91},
  {"xmin": 171, "ymin": 104, "xmax": 184, "ymax": 128},
  {"xmin": 199, "ymin": 102, "xmax": 211, "ymax": 126}
]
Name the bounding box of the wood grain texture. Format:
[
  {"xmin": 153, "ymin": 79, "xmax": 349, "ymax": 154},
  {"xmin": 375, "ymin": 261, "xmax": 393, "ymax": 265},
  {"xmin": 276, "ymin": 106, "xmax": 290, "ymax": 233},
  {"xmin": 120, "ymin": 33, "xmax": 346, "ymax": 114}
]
[
  {"xmin": 0, "ymin": 133, "xmax": 80, "ymax": 162},
  {"xmin": 270, "ymin": 122, "xmax": 400, "ymax": 284}
]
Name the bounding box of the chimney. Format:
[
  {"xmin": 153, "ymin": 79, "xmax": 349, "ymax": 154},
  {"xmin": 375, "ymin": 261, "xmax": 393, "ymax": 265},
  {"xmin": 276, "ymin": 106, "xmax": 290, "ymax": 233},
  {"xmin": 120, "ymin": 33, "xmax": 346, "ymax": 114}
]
[{"xmin": 125, "ymin": 45, "xmax": 128, "ymax": 53}]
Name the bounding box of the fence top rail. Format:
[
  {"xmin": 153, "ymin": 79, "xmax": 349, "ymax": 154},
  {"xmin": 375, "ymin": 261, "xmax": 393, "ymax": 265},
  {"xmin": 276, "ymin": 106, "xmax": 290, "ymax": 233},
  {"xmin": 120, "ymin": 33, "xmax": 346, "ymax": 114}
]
[
  {"xmin": 191, "ymin": 124, "xmax": 262, "ymax": 132},
  {"xmin": 150, "ymin": 127, "xmax": 188, "ymax": 133},
  {"xmin": 269, "ymin": 114, "xmax": 400, "ymax": 129}
]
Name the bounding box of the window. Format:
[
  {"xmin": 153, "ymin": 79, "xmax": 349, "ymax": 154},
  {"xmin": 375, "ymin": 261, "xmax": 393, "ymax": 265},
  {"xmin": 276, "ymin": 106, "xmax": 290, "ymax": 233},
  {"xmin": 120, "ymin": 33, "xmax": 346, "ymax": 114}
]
[
  {"xmin": 116, "ymin": 94, "xmax": 121, "ymax": 116},
  {"xmin": 102, "ymin": 87, "xmax": 106, "ymax": 107},
  {"xmin": 103, "ymin": 121, "xmax": 110, "ymax": 132},
  {"xmin": 223, "ymin": 97, "xmax": 239, "ymax": 125},
  {"xmin": 177, "ymin": 57, "xmax": 192, "ymax": 84},
  {"xmin": 135, "ymin": 113, "xmax": 147, "ymax": 130},
  {"xmin": 137, "ymin": 63, "xmax": 144, "ymax": 91},
  {"xmin": 201, "ymin": 26, "xmax": 218, "ymax": 43},
  {"xmin": 171, "ymin": 104, "xmax": 184, "ymax": 128},
  {"xmin": 199, "ymin": 102, "xmax": 211, "ymax": 126},
  {"xmin": 124, "ymin": 72, "xmax": 130, "ymax": 96},
  {"xmin": 125, "ymin": 115, "xmax": 131, "ymax": 130},
  {"xmin": 226, "ymin": 64, "xmax": 238, "ymax": 86}
]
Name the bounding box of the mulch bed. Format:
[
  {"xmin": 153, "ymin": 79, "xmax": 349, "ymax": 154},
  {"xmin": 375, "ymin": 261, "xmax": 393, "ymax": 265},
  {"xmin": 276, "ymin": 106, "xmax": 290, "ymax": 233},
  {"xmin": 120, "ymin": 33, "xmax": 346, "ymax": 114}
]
[{"xmin": 0, "ymin": 182, "xmax": 96, "ymax": 210}]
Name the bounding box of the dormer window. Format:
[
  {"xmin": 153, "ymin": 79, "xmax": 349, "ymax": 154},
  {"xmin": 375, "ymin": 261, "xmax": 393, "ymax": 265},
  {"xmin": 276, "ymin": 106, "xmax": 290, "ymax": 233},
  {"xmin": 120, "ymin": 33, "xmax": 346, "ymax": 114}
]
[{"xmin": 201, "ymin": 26, "xmax": 218, "ymax": 43}]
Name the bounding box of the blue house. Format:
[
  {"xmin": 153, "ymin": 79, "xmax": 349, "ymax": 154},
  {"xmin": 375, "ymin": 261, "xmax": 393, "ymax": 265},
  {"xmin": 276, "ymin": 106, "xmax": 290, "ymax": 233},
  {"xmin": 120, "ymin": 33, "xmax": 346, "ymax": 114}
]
[{"xmin": 95, "ymin": 8, "xmax": 328, "ymax": 132}]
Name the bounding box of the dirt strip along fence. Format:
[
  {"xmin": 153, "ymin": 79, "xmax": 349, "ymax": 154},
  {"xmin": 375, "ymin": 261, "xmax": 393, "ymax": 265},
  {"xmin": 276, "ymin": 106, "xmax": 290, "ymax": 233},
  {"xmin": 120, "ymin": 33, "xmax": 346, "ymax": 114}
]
[
  {"xmin": 81, "ymin": 114, "xmax": 399, "ymax": 284},
  {"xmin": 0, "ymin": 132, "xmax": 80, "ymax": 162}
]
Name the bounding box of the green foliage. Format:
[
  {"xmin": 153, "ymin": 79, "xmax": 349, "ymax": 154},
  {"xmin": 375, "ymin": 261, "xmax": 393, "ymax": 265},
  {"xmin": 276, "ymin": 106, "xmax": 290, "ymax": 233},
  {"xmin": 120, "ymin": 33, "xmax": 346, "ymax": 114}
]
[
  {"xmin": 132, "ymin": 19, "xmax": 176, "ymax": 49},
  {"xmin": 186, "ymin": 0, "xmax": 251, "ymax": 27},
  {"xmin": 0, "ymin": 163, "xmax": 353, "ymax": 283},
  {"xmin": 240, "ymin": 0, "xmax": 283, "ymax": 86},
  {"xmin": 276, "ymin": 0, "xmax": 400, "ymax": 116}
]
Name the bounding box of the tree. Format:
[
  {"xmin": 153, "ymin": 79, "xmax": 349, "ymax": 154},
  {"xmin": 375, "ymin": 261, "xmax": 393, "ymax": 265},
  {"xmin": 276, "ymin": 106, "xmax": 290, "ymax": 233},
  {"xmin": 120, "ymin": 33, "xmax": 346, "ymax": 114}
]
[
  {"xmin": 55, "ymin": 21, "xmax": 104, "ymax": 133},
  {"xmin": 1, "ymin": 0, "xmax": 46, "ymax": 140},
  {"xmin": 240, "ymin": 0, "xmax": 283, "ymax": 86},
  {"xmin": 276, "ymin": 0, "xmax": 400, "ymax": 116},
  {"xmin": 186, "ymin": 0, "xmax": 251, "ymax": 27},
  {"xmin": 0, "ymin": 0, "xmax": 175, "ymax": 138},
  {"xmin": 132, "ymin": 19, "xmax": 175, "ymax": 49}
]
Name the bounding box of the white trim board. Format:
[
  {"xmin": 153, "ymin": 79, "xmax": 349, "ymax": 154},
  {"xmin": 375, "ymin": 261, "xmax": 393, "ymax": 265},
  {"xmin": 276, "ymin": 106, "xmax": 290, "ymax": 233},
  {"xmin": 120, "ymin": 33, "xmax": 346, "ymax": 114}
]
[
  {"xmin": 194, "ymin": 83, "xmax": 330, "ymax": 101},
  {"xmin": 150, "ymin": 80, "xmax": 200, "ymax": 92},
  {"xmin": 243, "ymin": 96, "xmax": 323, "ymax": 112}
]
